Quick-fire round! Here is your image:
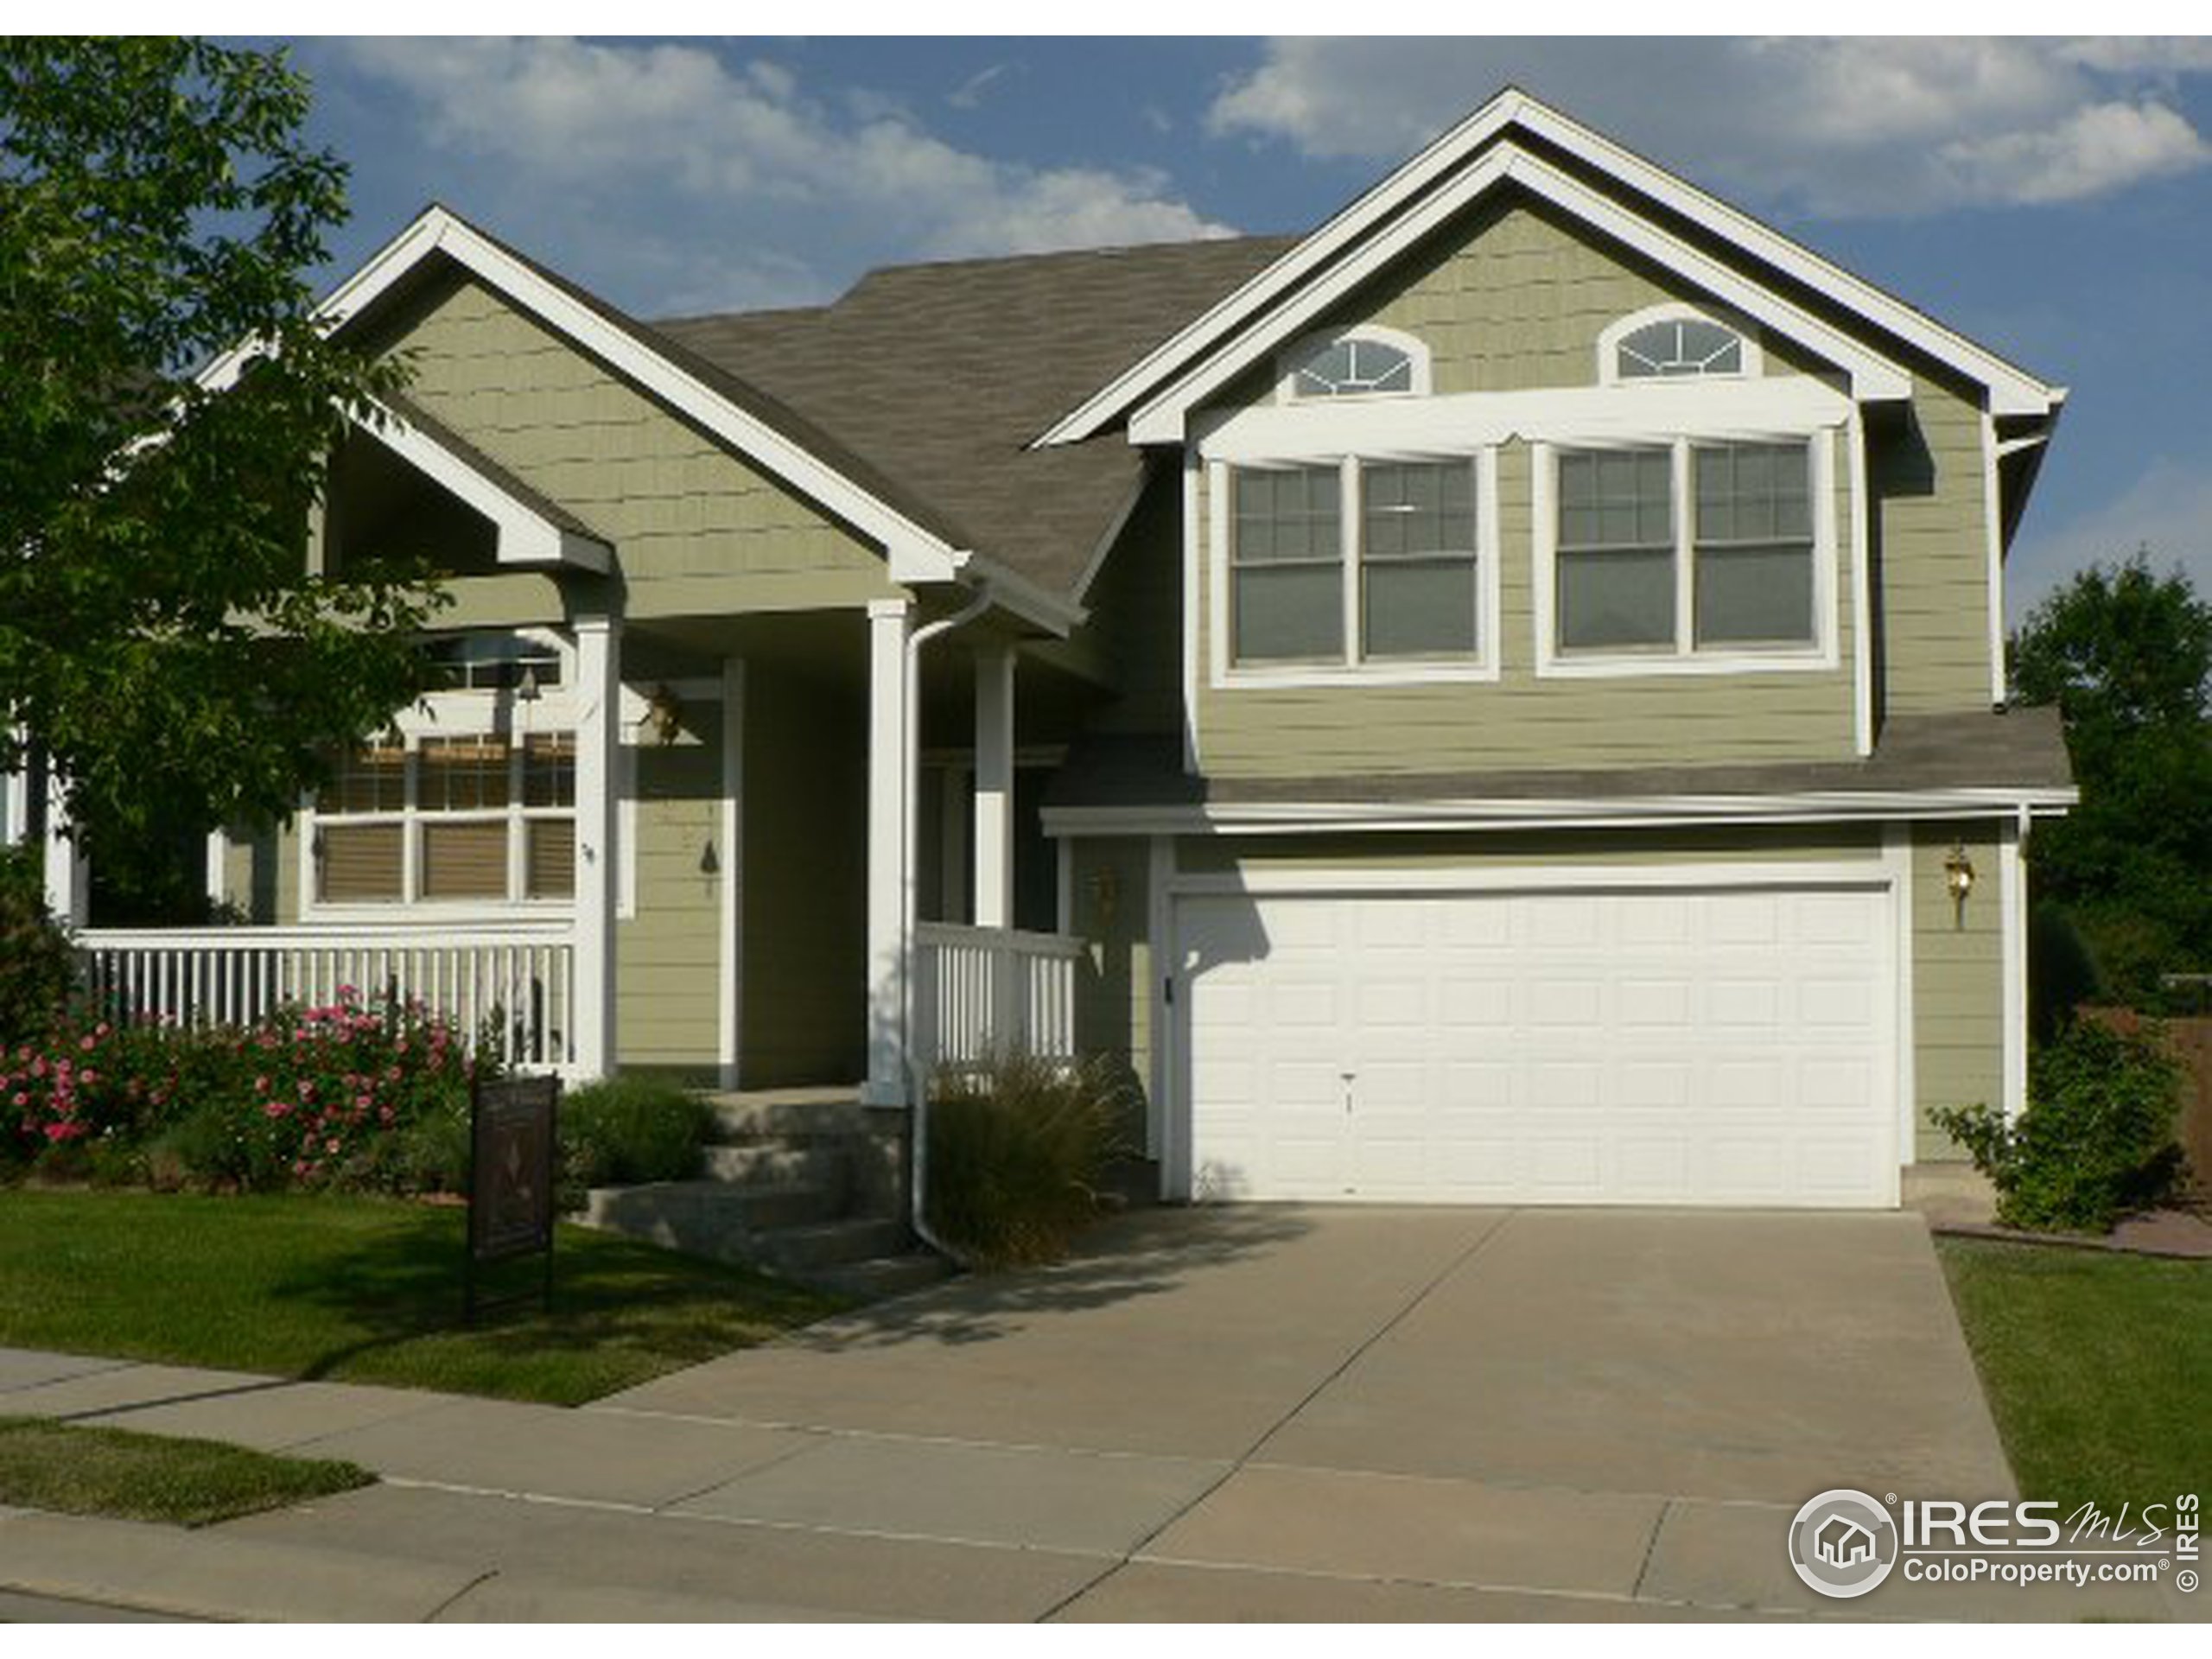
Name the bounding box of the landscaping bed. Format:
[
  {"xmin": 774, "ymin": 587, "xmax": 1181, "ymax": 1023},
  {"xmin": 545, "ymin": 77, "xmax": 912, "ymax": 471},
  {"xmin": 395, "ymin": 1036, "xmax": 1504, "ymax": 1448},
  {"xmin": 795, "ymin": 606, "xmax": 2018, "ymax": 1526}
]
[
  {"xmin": 1937, "ymin": 1235, "xmax": 2210, "ymax": 1509},
  {"xmin": 0, "ymin": 1190, "xmax": 838, "ymax": 1405}
]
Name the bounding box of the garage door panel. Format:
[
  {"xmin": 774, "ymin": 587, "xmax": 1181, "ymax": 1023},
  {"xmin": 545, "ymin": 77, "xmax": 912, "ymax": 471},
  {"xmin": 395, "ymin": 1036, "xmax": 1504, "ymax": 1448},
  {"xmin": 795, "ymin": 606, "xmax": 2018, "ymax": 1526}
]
[{"xmin": 1179, "ymin": 883, "xmax": 1894, "ymax": 1209}]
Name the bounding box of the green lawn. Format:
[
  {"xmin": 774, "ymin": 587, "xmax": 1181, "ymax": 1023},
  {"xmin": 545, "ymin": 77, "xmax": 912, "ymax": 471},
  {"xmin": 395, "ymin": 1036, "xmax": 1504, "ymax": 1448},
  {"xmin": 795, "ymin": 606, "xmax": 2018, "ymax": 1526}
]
[
  {"xmin": 0, "ymin": 1414, "xmax": 371, "ymax": 1527},
  {"xmin": 1938, "ymin": 1236, "xmax": 2211, "ymax": 1509},
  {"xmin": 0, "ymin": 1190, "xmax": 839, "ymax": 1405}
]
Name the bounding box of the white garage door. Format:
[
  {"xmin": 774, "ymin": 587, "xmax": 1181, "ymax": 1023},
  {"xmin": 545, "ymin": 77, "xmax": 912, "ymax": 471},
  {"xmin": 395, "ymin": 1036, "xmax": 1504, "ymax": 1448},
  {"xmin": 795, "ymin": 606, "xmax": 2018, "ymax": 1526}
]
[{"xmin": 1176, "ymin": 881, "xmax": 1897, "ymax": 1208}]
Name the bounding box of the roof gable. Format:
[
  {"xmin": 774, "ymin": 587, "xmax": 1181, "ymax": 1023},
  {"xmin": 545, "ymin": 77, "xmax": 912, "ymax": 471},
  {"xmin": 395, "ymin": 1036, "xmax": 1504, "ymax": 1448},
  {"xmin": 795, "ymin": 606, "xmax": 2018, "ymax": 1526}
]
[{"xmin": 1039, "ymin": 88, "xmax": 2064, "ymax": 448}]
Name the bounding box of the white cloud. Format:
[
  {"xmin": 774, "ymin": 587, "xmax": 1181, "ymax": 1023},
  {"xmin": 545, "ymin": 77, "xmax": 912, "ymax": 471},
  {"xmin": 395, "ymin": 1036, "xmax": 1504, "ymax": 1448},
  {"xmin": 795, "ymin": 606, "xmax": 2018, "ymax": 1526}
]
[
  {"xmin": 333, "ymin": 38, "xmax": 1230, "ymax": 310},
  {"xmin": 1207, "ymin": 38, "xmax": 2210, "ymax": 217},
  {"xmin": 2010, "ymin": 453, "xmax": 2212, "ymax": 622}
]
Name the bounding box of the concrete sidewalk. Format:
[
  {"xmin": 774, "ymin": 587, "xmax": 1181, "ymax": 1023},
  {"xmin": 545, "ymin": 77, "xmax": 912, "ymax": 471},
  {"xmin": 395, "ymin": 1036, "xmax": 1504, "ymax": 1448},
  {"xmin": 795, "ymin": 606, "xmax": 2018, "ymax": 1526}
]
[{"xmin": 0, "ymin": 1208, "xmax": 2200, "ymax": 1622}]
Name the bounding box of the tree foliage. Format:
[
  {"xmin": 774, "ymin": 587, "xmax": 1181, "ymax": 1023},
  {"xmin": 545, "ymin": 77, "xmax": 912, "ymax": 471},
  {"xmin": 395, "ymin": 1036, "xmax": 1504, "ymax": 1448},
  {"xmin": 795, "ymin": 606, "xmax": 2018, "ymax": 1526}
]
[
  {"xmin": 2010, "ymin": 556, "xmax": 2212, "ymax": 1006},
  {"xmin": 0, "ymin": 38, "xmax": 444, "ymax": 904}
]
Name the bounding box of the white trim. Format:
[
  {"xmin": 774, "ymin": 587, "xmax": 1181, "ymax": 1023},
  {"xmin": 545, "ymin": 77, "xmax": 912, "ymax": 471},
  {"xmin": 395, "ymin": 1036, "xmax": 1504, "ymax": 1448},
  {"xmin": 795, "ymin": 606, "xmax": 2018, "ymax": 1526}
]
[
  {"xmin": 570, "ymin": 616, "xmax": 620, "ymax": 1079},
  {"xmin": 1121, "ymin": 147, "xmax": 1911, "ymax": 447},
  {"xmin": 2000, "ymin": 811, "xmax": 2029, "ymax": 1122},
  {"xmin": 1199, "ymin": 376, "xmax": 1853, "ymax": 467},
  {"xmin": 1207, "ymin": 448, "xmax": 1503, "ymax": 690},
  {"xmin": 1885, "ymin": 822, "xmax": 1919, "ymax": 1163},
  {"xmin": 1530, "ymin": 429, "xmax": 1842, "ymax": 680},
  {"xmin": 205, "ymin": 829, "xmax": 228, "ymax": 912},
  {"xmin": 1273, "ymin": 323, "xmax": 1433, "ymax": 404},
  {"xmin": 863, "ymin": 599, "xmax": 912, "ymax": 1107},
  {"xmin": 1147, "ymin": 834, "xmax": 1174, "ymax": 1169},
  {"xmin": 1848, "ymin": 411, "xmax": 1874, "ymax": 758},
  {"xmin": 1042, "ymin": 88, "xmax": 2057, "ymax": 444},
  {"xmin": 0, "ymin": 766, "xmax": 28, "ymax": 850},
  {"xmin": 1043, "ymin": 787, "xmax": 2077, "ymax": 839},
  {"xmin": 1980, "ymin": 406, "xmax": 2009, "ymax": 707},
  {"xmin": 971, "ymin": 647, "xmax": 1017, "ymax": 931},
  {"xmin": 718, "ymin": 656, "xmax": 745, "ymax": 1090},
  {"xmin": 1171, "ymin": 856, "xmax": 1889, "ymax": 899},
  {"xmin": 358, "ymin": 402, "xmax": 610, "ymax": 572},
  {"xmin": 1595, "ymin": 302, "xmax": 1765, "ymax": 385},
  {"xmin": 200, "ymin": 207, "xmax": 974, "ymax": 592},
  {"xmin": 42, "ymin": 772, "xmax": 89, "ymax": 929}
]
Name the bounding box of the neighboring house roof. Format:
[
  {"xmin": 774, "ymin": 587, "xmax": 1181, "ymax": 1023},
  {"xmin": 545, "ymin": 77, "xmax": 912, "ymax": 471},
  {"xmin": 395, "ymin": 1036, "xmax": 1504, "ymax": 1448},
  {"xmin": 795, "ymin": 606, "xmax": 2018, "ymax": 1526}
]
[
  {"xmin": 653, "ymin": 235, "xmax": 1295, "ymax": 598},
  {"xmin": 1041, "ymin": 707, "xmax": 2076, "ymax": 824}
]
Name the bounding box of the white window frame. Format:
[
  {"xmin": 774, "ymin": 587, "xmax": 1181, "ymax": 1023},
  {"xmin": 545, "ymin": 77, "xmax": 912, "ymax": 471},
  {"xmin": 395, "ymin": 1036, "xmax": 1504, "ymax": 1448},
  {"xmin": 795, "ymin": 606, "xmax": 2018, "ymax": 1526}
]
[
  {"xmin": 1274, "ymin": 324, "xmax": 1433, "ymax": 405},
  {"xmin": 1533, "ymin": 429, "xmax": 1840, "ymax": 679},
  {"xmin": 1208, "ymin": 448, "xmax": 1502, "ymax": 690},
  {"xmin": 1596, "ymin": 302, "xmax": 1764, "ymax": 386},
  {"xmin": 301, "ymin": 628, "xmax": 588, "ymax": 923}
]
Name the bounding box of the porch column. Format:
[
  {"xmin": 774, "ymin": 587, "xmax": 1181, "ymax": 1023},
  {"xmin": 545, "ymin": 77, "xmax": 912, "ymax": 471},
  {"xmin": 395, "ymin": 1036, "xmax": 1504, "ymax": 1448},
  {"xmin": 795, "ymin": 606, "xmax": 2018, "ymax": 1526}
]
[
  {"xmin": 971, "ymin": 645, "xmax": 1016, "ymax": 931},
  {"xmin": 41, "ymin": 770, "xmax": 88, "ymax": 928},
  {"xmin": 572, "ymin": 615, "xmax": 621, "ymax": 1078},
  {"xmin": 863, "ymin": 599, "xmax": 912, "ymax": 1107}
]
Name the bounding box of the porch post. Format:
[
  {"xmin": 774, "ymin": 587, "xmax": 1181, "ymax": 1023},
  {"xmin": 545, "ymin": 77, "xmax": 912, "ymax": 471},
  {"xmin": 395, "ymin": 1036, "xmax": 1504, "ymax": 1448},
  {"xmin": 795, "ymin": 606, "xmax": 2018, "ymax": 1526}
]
[
  {"xmin": 863, "ymin": 598, "xmax": 912, "ymax": 1107},
  {"xmin": 971, "ymin": 644, "xmax": 1016, "ymax": 931},
  {"xmin": 41, "ymin": 770, "xmax": 88, "ymax": 928},
  {"xmin": 572, "ymin": 615, "xmax": 621, "ymax": 1078}
]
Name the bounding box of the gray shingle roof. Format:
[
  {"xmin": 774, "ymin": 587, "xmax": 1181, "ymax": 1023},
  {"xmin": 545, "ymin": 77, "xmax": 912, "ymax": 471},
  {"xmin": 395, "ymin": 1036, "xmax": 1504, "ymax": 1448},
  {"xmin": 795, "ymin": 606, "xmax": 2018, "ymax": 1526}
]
[
  {"xmin": 654, "ymin": 236, "xmax": 1297, "ymax": 596},
  {"xmin": 1044, "ymin": 707, "xmax": 2076, "ymax": 813}
]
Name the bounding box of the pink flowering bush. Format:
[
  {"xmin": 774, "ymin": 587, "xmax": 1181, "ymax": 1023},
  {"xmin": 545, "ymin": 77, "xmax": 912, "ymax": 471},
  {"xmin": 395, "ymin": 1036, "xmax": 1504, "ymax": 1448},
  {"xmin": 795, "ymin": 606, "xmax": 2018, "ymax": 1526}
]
[{"xmin": 3, "ymin": 988, "xmax": 486, "ymax": 1193}]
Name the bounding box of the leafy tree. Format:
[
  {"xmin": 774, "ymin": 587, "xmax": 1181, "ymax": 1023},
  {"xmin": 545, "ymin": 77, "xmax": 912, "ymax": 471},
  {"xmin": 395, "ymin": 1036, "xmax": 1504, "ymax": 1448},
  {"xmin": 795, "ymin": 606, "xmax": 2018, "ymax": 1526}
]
[
  {"xmin": 0, "ymin": 38, "xmax": 444, "ymax": 916},
  {"xmin": 2010, "ymin": 555, "xmax": 2212, "ymax": 1007}
]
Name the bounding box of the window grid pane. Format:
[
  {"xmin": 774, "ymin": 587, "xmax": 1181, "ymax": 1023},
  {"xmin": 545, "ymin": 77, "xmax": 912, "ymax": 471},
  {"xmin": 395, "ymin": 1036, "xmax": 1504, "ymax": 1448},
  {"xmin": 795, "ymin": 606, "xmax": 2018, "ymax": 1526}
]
[
  {"xmin": 327, "ymin": 744, "xmax": 405, "ymax": 816},
  {"xmin": 1232, "ymin": 464, "xmax": 1344, "ymax": 664},
  {"xmin": 1694, "ymin": 442, "xmax": 1815, "ymax": 648},
  {"xmin": 418, "ymin": 736, "xmax": 511, "ymax": 812},
  {"xmin": 1360, "ymin": 461, "xmax": 1478, "ymax": 659},
  {"xmin": 524, "ymin": 733, "xmax": 575, "ymax": 808}
]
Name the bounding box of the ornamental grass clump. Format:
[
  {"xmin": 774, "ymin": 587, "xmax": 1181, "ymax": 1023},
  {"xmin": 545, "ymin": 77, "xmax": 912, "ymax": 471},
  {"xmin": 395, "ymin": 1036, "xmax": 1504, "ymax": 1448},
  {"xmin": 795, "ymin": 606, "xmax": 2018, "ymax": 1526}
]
[
  {"xmin": 3, "ymin": 988, "xmax": 483, "ymax": 1194},
  {"xmin": 925, "ymin": 1052, "xmax": 1136, "ymax": 1269}
]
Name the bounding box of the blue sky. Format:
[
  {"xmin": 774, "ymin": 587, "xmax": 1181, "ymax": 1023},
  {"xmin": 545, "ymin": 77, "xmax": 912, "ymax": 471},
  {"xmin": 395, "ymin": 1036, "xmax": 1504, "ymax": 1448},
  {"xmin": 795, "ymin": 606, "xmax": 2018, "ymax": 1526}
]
[{"xmin": 280, "ymin": 36, "xmax": 2212, "ymax": 620}]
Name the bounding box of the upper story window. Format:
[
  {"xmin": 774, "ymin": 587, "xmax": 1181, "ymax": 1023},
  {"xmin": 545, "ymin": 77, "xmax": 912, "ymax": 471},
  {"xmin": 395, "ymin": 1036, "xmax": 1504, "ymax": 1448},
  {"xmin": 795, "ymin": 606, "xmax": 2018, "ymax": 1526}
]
[
  {"xmin": 1544, "ymin": 436, "xmax": 1825, "ymax": 671},
  {"xmin": 1228, "ymin": 454, "xmax": 1488, "ymax": 671},
  {"xmin": 1278, "ymin": 326, "xmax": 1431, "ymax": 402},
  {"xmin": 423, "ymin": 632, "xmax": 564, "ymax": 693},
  {"xmin": 1599, "ymin": 305, "xmax": 1761, "ymax": 385}
]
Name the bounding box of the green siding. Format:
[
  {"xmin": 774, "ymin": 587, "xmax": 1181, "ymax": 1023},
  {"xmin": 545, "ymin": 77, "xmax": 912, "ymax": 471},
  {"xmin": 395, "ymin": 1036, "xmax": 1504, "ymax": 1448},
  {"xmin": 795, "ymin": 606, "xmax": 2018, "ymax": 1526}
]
[
  {"xmin": 615, "ymin": 707, "xmax": 724, "ymax": 1077},
  {"xmin": 739, "ymin": 660, "xmax": 868, "ymax": 1088},
  {"xmin": 1911, "ymin": 822, "xmax": 2004, "ymax": 1160},
  {"xmin": 1071, "ymin": 837, "xmax": 1155, "ymax": 1121},
  {"xmin": 1193, "ymin": 435, "xmax": 1859, "ymax": 776},
  {"xmin": 378, "ymin": 274, "xmax": 900, "ymax": 618},
  {"xmin": 222, "ymin": 821, "xmax": 299, "ymax": 925},
  {"xmin": 1326, "ymin": 195, "xmax": 1825, "ymax": 396},
  {"xmin": 1073, "ymin": 465, "xmax": 1184, "ymax": 734},
  {"xmin": 1875, "ymin": 377, "xmax": 1997, "ymax": 714}
]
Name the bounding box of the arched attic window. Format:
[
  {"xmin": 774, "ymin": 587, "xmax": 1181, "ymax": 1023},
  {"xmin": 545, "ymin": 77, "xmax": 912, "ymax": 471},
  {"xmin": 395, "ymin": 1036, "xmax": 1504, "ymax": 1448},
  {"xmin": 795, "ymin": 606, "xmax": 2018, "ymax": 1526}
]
[
  {"xmin": 1600, "ymin": 307, "xmax": 1761, "ymax": 384},
  {"xmin": 1279, "ymin": 327, "xmax": 1430, "ymax": 401}
]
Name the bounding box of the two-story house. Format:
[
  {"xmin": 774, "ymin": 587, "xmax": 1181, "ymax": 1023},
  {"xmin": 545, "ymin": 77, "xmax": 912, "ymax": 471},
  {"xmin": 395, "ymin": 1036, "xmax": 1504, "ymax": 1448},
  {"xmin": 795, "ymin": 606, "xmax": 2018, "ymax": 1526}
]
[{"xmin": 22, "ymin": 89, "xmax": 2072, "ymax": 1211}]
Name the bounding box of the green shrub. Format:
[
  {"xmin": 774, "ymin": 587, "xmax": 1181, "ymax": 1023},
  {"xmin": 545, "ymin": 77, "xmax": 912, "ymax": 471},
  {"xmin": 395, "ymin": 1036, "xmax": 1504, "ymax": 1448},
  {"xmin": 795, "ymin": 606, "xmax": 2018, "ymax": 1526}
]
[
  {"xmin": 0, "ymin": 845, "xmax": 76, "ymax": 1050},
  {"xmin": 925, "ymin": 1052, "xmax": 1135, "ymax": 1268},
  {"xmin": 557, "ymin": 1075, "xmax": 713, "ymax": 1210},
  {"xmin": 1932, "ymin": 1020, "xmax": 2188, "ymax": 1233}
]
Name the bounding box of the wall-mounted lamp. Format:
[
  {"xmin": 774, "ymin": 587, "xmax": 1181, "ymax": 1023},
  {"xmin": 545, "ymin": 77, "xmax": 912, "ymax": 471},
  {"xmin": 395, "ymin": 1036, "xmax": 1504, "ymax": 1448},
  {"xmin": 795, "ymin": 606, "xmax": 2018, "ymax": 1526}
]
[
  {"xmin": 699, "ymin": 839, "xmax": 719, "ymax": 877},
  {"xmin": 1943, "ymin": 841, "xmax": 1976, "ymax": 928},
  {"xmin": 645, "ymin": 683, "xmax": 684, "ymax": 746},
  {"xmin": 514, "ymin": 665, "xmax": 541, "ymax": 705}
]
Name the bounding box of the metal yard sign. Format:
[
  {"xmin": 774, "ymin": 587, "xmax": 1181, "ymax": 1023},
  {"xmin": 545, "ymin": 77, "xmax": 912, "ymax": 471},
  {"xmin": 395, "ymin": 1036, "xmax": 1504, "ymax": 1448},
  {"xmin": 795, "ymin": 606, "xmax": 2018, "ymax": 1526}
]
[{"xmin": 465, "ymin": 1074, "xmax": 560, "ymax": 1322}]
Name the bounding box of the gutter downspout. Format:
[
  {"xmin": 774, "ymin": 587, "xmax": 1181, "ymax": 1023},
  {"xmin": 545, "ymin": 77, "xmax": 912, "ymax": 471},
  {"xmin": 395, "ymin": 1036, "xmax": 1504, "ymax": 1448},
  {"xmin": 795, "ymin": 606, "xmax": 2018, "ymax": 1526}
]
[{"xmin": 902, "ymin": 583, "xmax": 995, "ymax": 1259}]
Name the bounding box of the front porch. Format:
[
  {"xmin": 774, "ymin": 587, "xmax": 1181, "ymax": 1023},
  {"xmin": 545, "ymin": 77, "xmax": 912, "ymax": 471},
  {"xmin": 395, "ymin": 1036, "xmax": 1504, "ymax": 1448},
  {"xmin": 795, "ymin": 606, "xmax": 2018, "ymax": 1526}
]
[{"xmin": 34, "ymin": 604, "xmax": 1090, "ymax": 1096}]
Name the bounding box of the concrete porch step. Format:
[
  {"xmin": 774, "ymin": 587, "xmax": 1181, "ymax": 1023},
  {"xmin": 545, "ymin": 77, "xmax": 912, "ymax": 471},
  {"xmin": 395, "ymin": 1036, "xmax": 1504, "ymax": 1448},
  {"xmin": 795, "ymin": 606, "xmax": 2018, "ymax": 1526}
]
[
  {"xmin": 702, "ymin": 1139, "xmax": 850, "ymax": 1190},
  {"xmin": 703, "ymin": 1089, "xmax": 869, "ymax": 1139},
  {"xmin": 752, "ymin": 1217, "xmax": 910, "ymax": 1274},
  {"xmin": 582, "ymin": 1179, "xmax": 843, "ymax": 1248}
]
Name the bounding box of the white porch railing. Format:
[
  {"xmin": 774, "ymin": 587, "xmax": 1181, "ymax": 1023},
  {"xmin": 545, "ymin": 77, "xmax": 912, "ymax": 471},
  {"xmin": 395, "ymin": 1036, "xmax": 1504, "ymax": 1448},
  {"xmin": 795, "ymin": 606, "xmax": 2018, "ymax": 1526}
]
[
  {"xmin": 75, "ymin": 923, "xmax": 577, "ymax": 1073},
  {"xmin": 912, "ymin": 921, "xmax": 1082, "ymax": 1071}
]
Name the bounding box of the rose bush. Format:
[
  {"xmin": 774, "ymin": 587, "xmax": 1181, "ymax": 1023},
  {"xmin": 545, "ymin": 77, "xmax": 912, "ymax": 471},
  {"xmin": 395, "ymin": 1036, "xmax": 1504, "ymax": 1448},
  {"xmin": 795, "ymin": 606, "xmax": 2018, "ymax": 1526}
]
[{"xmin": 3, "ymin": 989, "xmax": 483, "ymax": 1193}]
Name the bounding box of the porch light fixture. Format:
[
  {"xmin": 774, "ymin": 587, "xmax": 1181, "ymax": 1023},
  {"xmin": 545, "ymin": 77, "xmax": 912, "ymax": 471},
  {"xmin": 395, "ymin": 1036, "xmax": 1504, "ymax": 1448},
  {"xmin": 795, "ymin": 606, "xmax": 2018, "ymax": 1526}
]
[
  {"xmin": 514, "ymin": 665, "xmax": 541, "ymax": 704},
  {"xmin": 645, "ymin": 683, "xmax": 683, "ymax": 746},
  {"xmin": 1943, "ymin": 841, "xmax": 1975, "ymax": 927}
]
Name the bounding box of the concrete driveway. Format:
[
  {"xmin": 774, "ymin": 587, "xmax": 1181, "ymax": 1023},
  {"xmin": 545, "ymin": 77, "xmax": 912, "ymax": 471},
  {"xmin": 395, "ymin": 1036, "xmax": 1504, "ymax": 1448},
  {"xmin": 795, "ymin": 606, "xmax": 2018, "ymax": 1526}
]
[{"xmin": 199, "ymin": 1207, "xmax": 2183, "ymax": 1619}]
